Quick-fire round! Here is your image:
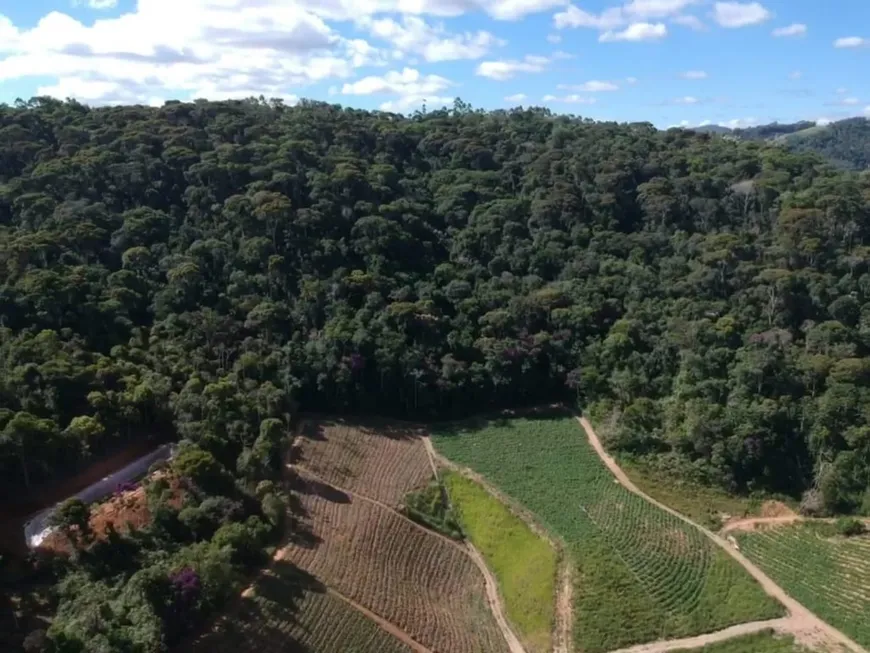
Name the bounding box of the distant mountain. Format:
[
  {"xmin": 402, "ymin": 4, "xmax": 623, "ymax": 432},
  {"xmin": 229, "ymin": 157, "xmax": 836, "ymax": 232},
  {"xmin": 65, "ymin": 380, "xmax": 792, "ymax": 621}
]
[{"xmin": 686, "ymin": 118, "xmax": 870, "ymax": 170}]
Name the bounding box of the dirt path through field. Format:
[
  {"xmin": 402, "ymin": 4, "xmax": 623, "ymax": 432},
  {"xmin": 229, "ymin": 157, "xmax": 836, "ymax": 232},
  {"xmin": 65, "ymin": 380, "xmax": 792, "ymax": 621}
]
[
  {"xmin": 418, "ymin": 440, "xmax": 528, "ymax": 653},
  {"xmin": 604, "ymin": 618, "xmax": 792, "ymax": 653},
  {"xmin": 424, "ymin": 439, "xmax": 573, "ymax": 653},
  {"xmin": 721, "ymin": 515, "xmax": 870, "ymax": 534},
  {"xmin": 293, "ymin": 464, "xmax": 527, "ymax": 653},
  {"xmin": 575, "ymin": 416, "xmax": 867, "ymax": 653}
]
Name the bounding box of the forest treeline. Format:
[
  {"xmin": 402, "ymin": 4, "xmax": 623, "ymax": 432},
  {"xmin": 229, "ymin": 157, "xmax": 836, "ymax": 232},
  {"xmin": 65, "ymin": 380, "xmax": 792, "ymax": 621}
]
[{"xmin": 2, "ymin": 96, "xmax": 870, "ymax": 517}]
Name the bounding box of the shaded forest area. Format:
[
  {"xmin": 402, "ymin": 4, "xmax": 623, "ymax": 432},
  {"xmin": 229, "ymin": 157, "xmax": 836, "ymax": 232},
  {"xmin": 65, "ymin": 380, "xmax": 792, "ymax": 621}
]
[{"xmin": 3, "ymin": 96, "xmax": 870, "ymax": 512}]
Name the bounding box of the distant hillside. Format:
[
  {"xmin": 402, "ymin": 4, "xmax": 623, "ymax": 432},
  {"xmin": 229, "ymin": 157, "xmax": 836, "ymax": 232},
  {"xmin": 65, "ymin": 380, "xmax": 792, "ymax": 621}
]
[{"xmin": 688, "ymin": 118, "xmax": 870, "ymax": 170}]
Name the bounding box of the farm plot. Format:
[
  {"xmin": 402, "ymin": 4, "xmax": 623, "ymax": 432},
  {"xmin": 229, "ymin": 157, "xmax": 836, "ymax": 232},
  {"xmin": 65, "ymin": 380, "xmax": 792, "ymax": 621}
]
[
  {"xmin": 293, "ymin": 419, "xmax": 432, "ymax": 506},
  {"xmin": 280, "ymin": 475, "xmax": 510, "ymax": 653},
  {"xmin": 191, "ymin": 561, "xmax": 414, "ymax": 653},
  {"xmin": 443, "ymin": 470, "xmax": 557, "ymax": 653},
  {"xmin": 432, "ymin": 416, "xmax": 783, "ymax": 653},
  {"xmin": 674, "ymin": 631, "xmax": 805, "ymax": 652},
  {"xmin": 736, "ymin": 523, "xmax": 870, "ymax": 648}
]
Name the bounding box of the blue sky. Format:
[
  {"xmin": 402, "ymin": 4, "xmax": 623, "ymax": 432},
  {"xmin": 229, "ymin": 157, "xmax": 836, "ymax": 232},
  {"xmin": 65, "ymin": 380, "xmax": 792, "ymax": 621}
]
[{"xmin": 1, "ymin": 0, "xmax": 869, "ymax": 127}]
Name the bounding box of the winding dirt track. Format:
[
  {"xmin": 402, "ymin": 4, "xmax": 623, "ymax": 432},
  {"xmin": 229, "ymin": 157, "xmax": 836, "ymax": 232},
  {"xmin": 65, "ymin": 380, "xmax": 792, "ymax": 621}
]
[
  {"xmin": 721, "ymin": 515, "xmax": 870, "ymax": 534},
  {"xmin": 603, "ymin": 618, "xmax": 792, "ymax": 653},
  {"xmin": 424, "ymin": 439, "xmax": 573, "ymax": 653},
  {"xmin": 576, "ymin": 416, "xmax": 867, "ymax": 653}
]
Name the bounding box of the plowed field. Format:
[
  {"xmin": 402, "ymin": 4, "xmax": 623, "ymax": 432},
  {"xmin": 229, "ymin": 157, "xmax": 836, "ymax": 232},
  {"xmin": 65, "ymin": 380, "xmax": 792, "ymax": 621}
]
[
  {"xmin": 191, "ymin": 561, "xmax": 415, "ymax": 653},
  {"xmin": 293, "ymin": 419, "xmax": 432, "ymax": 506},
  {"xmin": 280, "ymin": 474, "xmax": 510, "ymax": 653}
]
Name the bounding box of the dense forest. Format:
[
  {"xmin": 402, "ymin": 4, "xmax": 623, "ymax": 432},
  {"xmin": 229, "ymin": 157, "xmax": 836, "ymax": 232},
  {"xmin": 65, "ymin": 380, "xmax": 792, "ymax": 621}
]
[
  {"xmin": 695, "ymin": 117, "xmax": 870, "ymax": 171},
  {"xmin": 2, "ymin": 96, "xmax": 870, "ymax": 650}
]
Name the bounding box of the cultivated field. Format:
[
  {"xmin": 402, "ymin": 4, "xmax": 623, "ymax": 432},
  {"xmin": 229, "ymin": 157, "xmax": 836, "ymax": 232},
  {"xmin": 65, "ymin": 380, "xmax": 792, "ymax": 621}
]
[
  {"xmin": 443, "ymin": 470, "xmax": 558, "ymax": 653},
  {"xmin": 674, "ymin": 630, "xmax": 805, "ymax": 652},
  {"xmin": 292, "ymin": 419, "xmax": 432, "ymax": 506},
  {"xmin": 192, "ymin": 561, "xmax": 414, "ymax": 653},
  {"xmin": 736, "ymin": 523, "xmax": 870, "ymax": 649},
  {"xmin": 432, "ymin": 415, "xmax": 784, "ymax": 653}
]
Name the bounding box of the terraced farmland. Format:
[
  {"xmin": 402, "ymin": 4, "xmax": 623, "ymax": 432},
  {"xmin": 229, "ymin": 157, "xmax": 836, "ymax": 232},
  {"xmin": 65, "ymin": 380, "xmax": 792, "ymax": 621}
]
[
  {"xmin": 281, "ymin": 474, "xmax": 509, "ymax": 653},
  {"xmin": 736, "ymin": 523, "xmax": 870, "ymax": 648},
  {"xmin": 432, "ymin": 415, "xmax": 784, "ymax": 653},
  {"xmin": 675, "ymin": 631, "xmax": 805, "ymax": 652},
  {"xmin": 191, "ymin": 562, "xmax": 414, "ymax": 653},
  {"xmin": 292, "ymin": 419, "xmax": 432, "ymax": 506}
]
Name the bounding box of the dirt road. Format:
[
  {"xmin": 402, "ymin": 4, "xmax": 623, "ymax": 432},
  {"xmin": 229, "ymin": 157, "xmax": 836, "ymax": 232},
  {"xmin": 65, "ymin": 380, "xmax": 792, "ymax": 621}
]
[
  {"xmin": 604, "ymin": 618, "xmax": 791, "ymax": 653},
  {"xmin": 293, "ymin": 464, "xmax": 528, "ymax": 653},
  {"xmin": 425, "ymin": 439, "xmax": 573, "ymax": 653},
  {"xmin": 721, "ymin": 515, "xmax": 870, "ymax": 534},
  {"xmin": 575, "ymin": 416, "xmax": 867, "ymax": 653}
]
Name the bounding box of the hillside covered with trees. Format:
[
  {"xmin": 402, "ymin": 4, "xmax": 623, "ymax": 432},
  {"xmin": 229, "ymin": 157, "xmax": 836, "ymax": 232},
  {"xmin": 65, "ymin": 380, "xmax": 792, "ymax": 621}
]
[{"xmin": 2, "ymin": 95, "xmax": 870, "ymax": 648}]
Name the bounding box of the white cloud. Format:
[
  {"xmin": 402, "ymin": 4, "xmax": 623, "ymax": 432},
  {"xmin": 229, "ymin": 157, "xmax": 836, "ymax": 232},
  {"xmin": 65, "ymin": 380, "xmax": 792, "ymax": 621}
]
[
  {"xmin": 772, "ymin": 23, "xmax": 806, "ymax": 38},
  {"xmin": 476, "ymin": 54, "xmax": 550, "ymax": 79},
  {"xmin": 554, "ymin": 5, "xmax": 625, "ymax": 29},
  {"xmin": 672, "ymin": 14, "xmax": 705, "ymax": 30},
  {"xmin": 558, "ymin": 80, "xmax": 620, "ymax": 91},
  {"xmin": 505, "ymin": 92, "xmax": 527, "ymax": 101},
  {"xmin": 341, "ymin": 67, "xmax": 451, "ymax": 96},
  {"xmin": 379, "ymin": 94, "xmax": 453, "ymax": 112},
  {"xmin": 0, "ymin": 1, "xmax": 392, "ymax": 105},
  {"xmin": 815, "ymin": 117, "xmax": 832, "ymax": 126},
  {"xmin": 680, "ymin": 70, "xmax": 707, "ymax": 79},
  {"xmin": 600, "ymin": 22, "xmax": 667, "ymax": 42},
  {"xmin": 789, "ymin": 70, "xmax": 802, "ymax": 80},
  {"xmin": 713, "ymin": 2, "xmax": 772, "ymax": 28},
  {"xmin": 834, "ymin": 37, "xmax": 869, "ymax": 49},
  {"xmin": 554, "ymin": 0, "xmax": 695, "ymax": 31},
  {"xmin": 542, "ymin": 94, "xmax": 597, "ymax": 103},
  {"xmin": 547, "ymin": 33, "xmax": 562, "ymax": 43},
  {"xmin": 674, "ymin": 95, "xmax": 699, "ymax": 104},
  {"xmin": 724, "ymin": 117, "xmax": 759, "ymax": 128},
  {"xmin": 362, "ymin": 16, "xmax": 503, "ymax": 62},
  {"xmin": 625, "ymin": 76, "xmax": 639, "ymax": 84}
]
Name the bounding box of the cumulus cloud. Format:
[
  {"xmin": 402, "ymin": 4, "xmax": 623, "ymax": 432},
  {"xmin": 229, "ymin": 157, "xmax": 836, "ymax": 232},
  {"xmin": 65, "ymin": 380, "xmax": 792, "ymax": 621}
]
[
  {"xmin": 834, "ymin": 37, "xmax": 869, "ymax": 48},
  {"xmin": 557, "ymin": 80, "xmax": 620, "ymax": 91},
  {"xmin": 713, "ymin": 2, "xmax": 772, "ymax": 28},
  {"xmin": 505, "ymin": 92, "xmax": 527, "ymax": 101},
  {"xmin": 75, "ymin": 0, "xmax": 119, "ymax": 8},
  {"xmin": 680, "ymin": 70, "xmax": 707, "ymax": 79},
  {"xmin": 361, "ymin": 16, "xmax": 503, "ymax": 62},
  {"xmin": 772, "ymin": 23, "xmax": 806, "ymax": 38},
  {"xmin": 0, "ymin": 1, "xmax": 395, "ymax": 105},
  {"xmin": 554, "ymin": 0, "xmax": 695, "ymax": 31},
  {"xmin": 542, "ymin": 94, "xmax": 597, "ymax": 103},
  {"xmin": 341, "ymin": 67, "xmax": 451, "ymax": 96},
  {"xmin": 475, "ymin": 54, "xmax": 551, "ymax": 79},
  {"xmin": 600, "ymin": 22, "xmax": 667, "ymax": 42}
]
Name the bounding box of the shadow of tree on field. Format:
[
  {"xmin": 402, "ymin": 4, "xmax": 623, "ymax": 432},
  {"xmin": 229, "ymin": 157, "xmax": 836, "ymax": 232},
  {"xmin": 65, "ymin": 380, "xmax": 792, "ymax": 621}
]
[
  {"xmin": 188, "ymin": 561, "xmax": 324, "ymax": 653},
  {"xmin": 294, "ymin": 475, "xmax": 352, "ymax": 505},
  {"xmin": 430, "ymin": 403, "xmax": 571, "ymax": 439}
]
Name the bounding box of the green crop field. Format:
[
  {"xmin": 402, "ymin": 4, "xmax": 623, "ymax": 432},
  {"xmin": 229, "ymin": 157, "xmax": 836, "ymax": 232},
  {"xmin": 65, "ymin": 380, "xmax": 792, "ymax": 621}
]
[
  {"xmin": 192, "ymin": 561, "xmax": 413, "ymax": 653},
  {"xmin": 442, "ymin": 470, "xmax": 558, "ymax": 653},
  {"xmin": 736, "ymin": 523, "xmax": 870, "ymax": 648},
  {"xmin": 432, "ymin": 415, "xmax": 784, "ymax": 653},
  {"xmin": 674, "ymin": 631, "xmax": 805, "ymax": 652}
]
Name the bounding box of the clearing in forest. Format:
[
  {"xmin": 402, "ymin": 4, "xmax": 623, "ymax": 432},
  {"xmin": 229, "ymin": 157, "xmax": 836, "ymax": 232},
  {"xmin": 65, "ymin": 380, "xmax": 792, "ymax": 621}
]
[
  {"xmin": 735, "ymin": 522, "xmax": 870, "ymax": 649},
  {"xmin": 190, "ymin": 560, "xmax": 415, "ymax": 653},
  {"xmin": 276, "ymin": 418, "xmax": 513, "ymax": 653},
  {"xmin": 291, "ymin": 418, "xmax": 432, "ymax": 507},
  {"xmin": 431, "ymin": 414, "xmax": 785, "ymax": 653},
  {"xmin": 442, "ymin": 469, "xmax": 558, "ymax": 653}
]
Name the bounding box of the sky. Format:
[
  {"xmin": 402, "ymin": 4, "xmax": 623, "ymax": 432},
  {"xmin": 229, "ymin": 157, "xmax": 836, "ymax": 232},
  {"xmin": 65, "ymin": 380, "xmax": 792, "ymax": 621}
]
[{"xmin": 1, "ymin": 0, "xmax": 869, "ymax": 128}]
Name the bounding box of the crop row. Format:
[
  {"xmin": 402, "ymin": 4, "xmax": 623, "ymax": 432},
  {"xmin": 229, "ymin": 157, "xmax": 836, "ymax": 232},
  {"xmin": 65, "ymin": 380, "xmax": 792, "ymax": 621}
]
[
  {"xmin": 432, "ymin": 416, "xmax": 784, "ymax": 652},
  {"xmin": 736, "ymin": 524, "xmax": 870, "ymax": 648},
  {"xmin": 191, "ymin": 564, "xmax": 413, "ymax": 653},
  {"xmin": 295, "ymin": 419, "xmax": 433, "ymax": 506},
  {"xmin": 281, "ymin": 481, "xmax": 510, "ymax": 653}
]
